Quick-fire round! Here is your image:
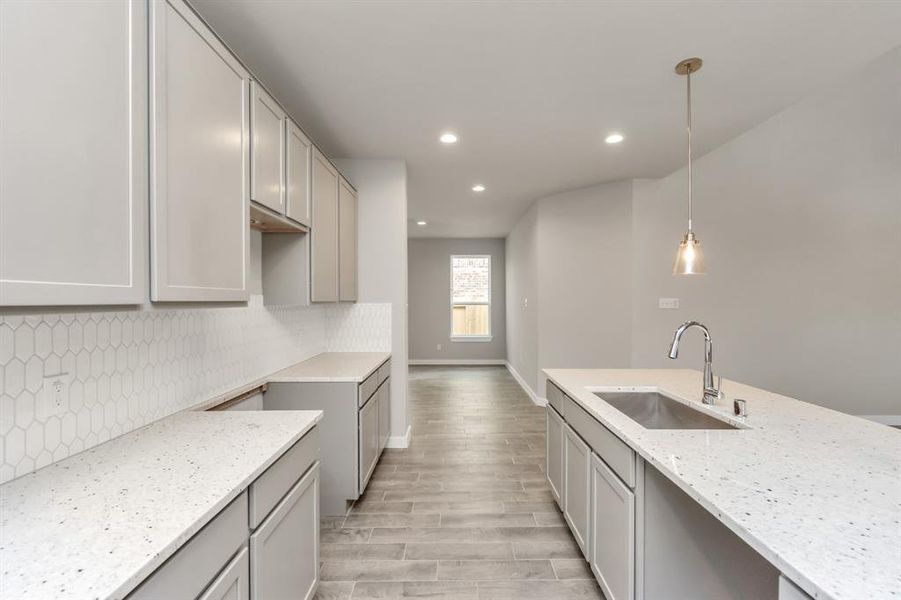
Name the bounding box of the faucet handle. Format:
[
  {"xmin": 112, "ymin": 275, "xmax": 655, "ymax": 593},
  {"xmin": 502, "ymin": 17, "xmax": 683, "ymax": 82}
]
[{"xmin": 716, "ymin": 375, "xmax": 724, "ymax": 399}]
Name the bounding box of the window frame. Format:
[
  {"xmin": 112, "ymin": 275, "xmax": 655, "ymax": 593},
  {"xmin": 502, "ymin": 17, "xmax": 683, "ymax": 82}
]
[{"xmin": 449, "ymin": 254, "xmax": 492, "ymax": 342}]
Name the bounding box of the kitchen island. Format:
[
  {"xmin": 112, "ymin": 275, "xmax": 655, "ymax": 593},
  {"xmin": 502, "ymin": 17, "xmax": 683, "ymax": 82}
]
[{"xmin": 544, "ymin": 368, "xmax": 900, "ymax": 600}]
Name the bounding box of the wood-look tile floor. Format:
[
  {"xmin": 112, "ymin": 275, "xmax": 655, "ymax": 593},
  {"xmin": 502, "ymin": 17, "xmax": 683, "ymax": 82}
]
[{"xmin": 314, "ymin": 366, "xmax": 604, "ymax": 600}]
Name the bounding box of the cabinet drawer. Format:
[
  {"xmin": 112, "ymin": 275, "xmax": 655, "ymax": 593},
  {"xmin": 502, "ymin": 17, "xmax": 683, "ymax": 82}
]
[
  {"xmin": 546, "ymin": 380, "xmax": 566, "ymax": 414},
  {"xmin": 359, "ymin": 368, "xmax": 380, "ymax": 407},
  {"xmin": 565, "ymin": 396, "xmax": 635, "ymax": 488},
  {"xmin": 378, "ymin": 359, "xmax": 391, "ymax": 385},
  {"xmin": 249, "ymin": 427, "xmax": 319, "ymax": 529},
  {"xmin": 128, "ymin": 491, "xmax": 248, "ymax": 600}
]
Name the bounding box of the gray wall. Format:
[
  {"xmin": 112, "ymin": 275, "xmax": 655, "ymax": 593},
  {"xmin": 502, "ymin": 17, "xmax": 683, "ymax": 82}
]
[
  {"xmin": 506, "ymin": 181, "xmax": 634, "ymax": 396},
  {"xmin": 408, "ymin": 238, "xmax": 506, "ymax": 362},
  {"xmin": 630, "ymin": 47, "xmax": 901, "ymax": 417},
  {"xmin": 506, "ymin": 204, "xmax": 540, "ymax": 391},
  {"xmin": 505, "ymin": 47, "xmax": 901, "ymax": 417},
  {"xmin": 334, "ymin": 159, "xmax": 410, "ymax": 439}
]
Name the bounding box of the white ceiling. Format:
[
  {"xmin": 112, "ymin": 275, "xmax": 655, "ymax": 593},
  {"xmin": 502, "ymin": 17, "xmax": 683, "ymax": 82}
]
[{"xmin": 191, "ymin": 1, "xmax": 901, "ymax": 238}]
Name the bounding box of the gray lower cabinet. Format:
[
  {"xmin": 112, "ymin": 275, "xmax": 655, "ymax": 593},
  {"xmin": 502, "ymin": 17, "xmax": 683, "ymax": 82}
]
[
  {"xmin": 358, "ymin": 393, "xmax": 380, "ymax": 492},
  {"xmin": 779, "ymin": 576, "xmax": 813, "ymax": 600},
  {"xmin": 590, "ymin": 453, "xmax": 634, "ymax": 600},
  {"xmin": 563, "ymin": 424, "xmax": 591, "ymax": 558},
  {"xmin": 546, "ymin": 405, "xmax": 564, "ymax": 508},
  {"xmin": 127, "ymin": 427, "xmax": 320, "ymax": 600},
  {"xmin": 378, "ymin": 380, "xmax": 391, "ymax": 453},
  {"xmin": 199, "ymin": 547, "xmax": 250, "ymax": 600},
  {"xmin": 264, "ymin": 358, "xmax": 391, "ymax": 516},
  {"xmin": 129, "ymin": 492, "xmax": 249, "ymax": 600},
  {"xmin": 551, "ymin": 389, "xmax": 781, "ymax": 599},
  {"xmin": 250, "ymin": 464, "xmax": 320, "ymax": 600}
]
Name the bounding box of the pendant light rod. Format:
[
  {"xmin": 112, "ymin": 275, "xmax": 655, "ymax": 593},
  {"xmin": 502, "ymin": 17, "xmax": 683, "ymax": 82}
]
[
  {"xmin": 676, "ymin": 57, "xmax": 702, "ymax": 233},
  {"xmin": 686, "ymin": 65, "xmax": 693, "ymax": 232}
]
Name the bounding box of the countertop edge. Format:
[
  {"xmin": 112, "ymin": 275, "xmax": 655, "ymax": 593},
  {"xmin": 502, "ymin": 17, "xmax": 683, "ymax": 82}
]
[
  {"xmin": 192, "ymin": 352, "xmax": 392, "ymax": 411},
  {"xmin": 543, "ymin": 369, "xmax": 833, "ymax": 600},
  {"xmin": 107, "ymin": 412, "xmax": 322, "ymax": 600}
]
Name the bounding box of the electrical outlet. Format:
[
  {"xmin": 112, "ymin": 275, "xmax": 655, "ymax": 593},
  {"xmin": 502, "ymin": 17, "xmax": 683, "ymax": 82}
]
[
  {"xmin": 38, "ymin": 372, "xmax": 70, "ymax": 421},
  {"xmin": 436, "ymin": 344, "xmax": 442, "ymax": 351},
  {"xmin": 658, "ymin": 298, "xmax": 680, "ymax": 309}
]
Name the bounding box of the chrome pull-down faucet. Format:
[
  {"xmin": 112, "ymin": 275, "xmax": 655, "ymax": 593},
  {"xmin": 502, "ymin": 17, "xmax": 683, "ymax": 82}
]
[{"xmin": 668, "ymin": 321, "xmax": 721, "ymax": 405}]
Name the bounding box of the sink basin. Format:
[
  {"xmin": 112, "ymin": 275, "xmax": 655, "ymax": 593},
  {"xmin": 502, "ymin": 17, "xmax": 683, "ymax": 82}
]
[{"xmin": 593, "ymin": 391, "xmax": 737, "ymax": 430}]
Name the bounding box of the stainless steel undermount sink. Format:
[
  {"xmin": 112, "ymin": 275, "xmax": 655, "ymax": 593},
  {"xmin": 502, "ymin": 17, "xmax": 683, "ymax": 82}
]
[{"xmin": 593, "ymin": 391, "xmax": 737, "ymax": 430}]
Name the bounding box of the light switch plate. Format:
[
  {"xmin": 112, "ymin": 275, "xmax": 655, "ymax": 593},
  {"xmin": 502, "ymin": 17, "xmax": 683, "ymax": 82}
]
[{"xmin": 658, "ymin": 298, "xmax": 680, "ymax": 309}]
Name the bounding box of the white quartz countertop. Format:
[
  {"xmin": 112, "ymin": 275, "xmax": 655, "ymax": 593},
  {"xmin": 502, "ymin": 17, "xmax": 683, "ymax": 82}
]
[
  {"xmin": 268, "ymin": 351, "xmax": 390, "ymax": 383},
  {"xmin": 543, "ymin": 368, "xmax": 901, "ymax": 600},
  {"xmin": 0, "ymin": 410, "xmax": 322, "ymax": 600}
]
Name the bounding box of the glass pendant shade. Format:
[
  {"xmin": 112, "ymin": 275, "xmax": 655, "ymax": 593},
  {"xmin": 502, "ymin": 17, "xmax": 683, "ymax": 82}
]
[{"xmin": 673, "ymin": 231, "xmax": 706, "ymax": 274}]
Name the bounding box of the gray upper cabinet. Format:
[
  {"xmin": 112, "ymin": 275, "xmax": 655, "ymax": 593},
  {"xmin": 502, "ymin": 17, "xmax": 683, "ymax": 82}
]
[
  {"xmin": 311, "ymin": 148, "xmax": 340, "ymax": 302},
  {"xmin": 338, "ymin": 177, "xmax": 358, "ymax": 302},
  {"xmin": 0, "ymin": 0, "xmax": 147, "ymax": 306},
  {"xmin": 286, "ymin": 119, "xmax": 312, "ymax": 227},
  {"xmin": 150, "ymin": 0, "xmax": 250, "ymax": 302},
  {"xmin": 250, "ymin": 81, "xmax": 286, "ymax": 214}
]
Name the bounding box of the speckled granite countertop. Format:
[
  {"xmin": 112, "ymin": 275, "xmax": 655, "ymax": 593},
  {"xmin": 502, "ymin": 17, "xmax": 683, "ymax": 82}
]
[
  {"xmin": 268, "ymin": 351, "xmax": 390, "ymax": 383},
  {"xmin": 0, "ymin": 410, "xmax": 322, "ymax": 600},
  {"xmin": 543, "ymin": 368, "xmax": 901, "ymax": 600}
]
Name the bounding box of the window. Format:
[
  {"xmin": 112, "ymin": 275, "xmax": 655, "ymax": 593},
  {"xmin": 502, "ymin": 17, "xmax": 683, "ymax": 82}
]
[{"xmin": 450, "ymin": 255, "xmax": 491, "ymax": 341}]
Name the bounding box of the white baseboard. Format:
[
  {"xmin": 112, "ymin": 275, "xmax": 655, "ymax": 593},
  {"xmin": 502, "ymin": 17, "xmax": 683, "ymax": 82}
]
[
  {"xmin": 386, "ymin": 425, "xmax": 413, "ymax": 448},
  {"xmin": 505, "ymin": 361, "xmax": 547, "ymax": 407},
  {"xmin": 409, "ymin": 359, "xmax": 506, "ymax": 366},
  {"xmin": 860, "ymin": 415, "xmax": 901, "ymax": 426}
]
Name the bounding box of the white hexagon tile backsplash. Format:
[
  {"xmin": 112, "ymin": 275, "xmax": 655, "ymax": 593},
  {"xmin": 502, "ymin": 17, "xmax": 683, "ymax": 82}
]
[{"xmin": 0, "ymin": 300, "xmax": 391, "ymax": 484}]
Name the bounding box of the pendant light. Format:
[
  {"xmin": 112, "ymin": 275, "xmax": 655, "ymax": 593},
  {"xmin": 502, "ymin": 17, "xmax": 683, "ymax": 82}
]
[{"xmin": 673, "ymin": 57, "xmax": 706, "ymax": 275}]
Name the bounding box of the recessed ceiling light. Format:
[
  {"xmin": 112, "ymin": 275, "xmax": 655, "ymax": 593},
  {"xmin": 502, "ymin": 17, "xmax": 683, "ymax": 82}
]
[
  {"xmin": 416, "ymin": 220, "xmax": 427, "ymax": 226},
  {"xmin": 472, "ymin": 184, "xmax": 486, "ymax": 192},
  {"xmin": 439, "ymin": 132, "xmax": 458, "ymax": 144},
  {"xmin": 605, "ymin": 132, "xmax": 624, "ymax": 144}
]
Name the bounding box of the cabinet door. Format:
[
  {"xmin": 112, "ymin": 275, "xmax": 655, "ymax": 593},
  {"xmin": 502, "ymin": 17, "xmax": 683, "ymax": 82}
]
[
  {"xmin": 311, "ymin": 147, "xmax": 339, "ymax": 302},
  {"xmin": 0, "ymin": 0, "xmax": 146, "ymax": 306},
  {"xmin": 250, "ymin": 81, "xmax": 285, "ymax": 213},
  {"xmin": 250, "ymin": 464, "xmax": 320, "ymax": 600},
  {"xmin": 286, "ymin": 119, "xmax": 312, "ymax": 227},
  {"xmin": 198, "ymin": 547, "xmax": 249, "ymax": 600},
  {"xmin": 546, "ymin": 405, "xmax": 564, "ymax": 508},
  {"xmin": 358, "ymin": 395, "xmax": 379, "ymax": 493},
  {"xmin": 378, "ymin": 380, "xmax": 391, "ymax": 453},
  {"xmin": 563, "ymin": 424, "xmax": 591, "ymax": 558},
  {"xmin": 150, "ymin": 0, "xmax": 250, "ymax": 302},
  {"xmin": 590, "ymin": 453, "xmax": 634, "ymax": 600},
  {"xmin": 338, "ymin": 177, "xmax": 358, "ymax": 302}
]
